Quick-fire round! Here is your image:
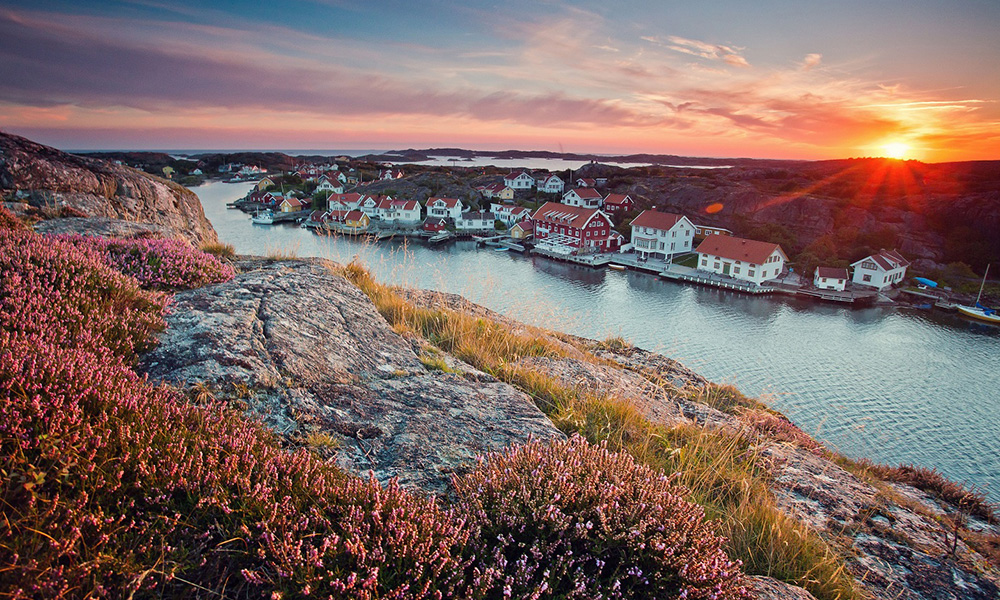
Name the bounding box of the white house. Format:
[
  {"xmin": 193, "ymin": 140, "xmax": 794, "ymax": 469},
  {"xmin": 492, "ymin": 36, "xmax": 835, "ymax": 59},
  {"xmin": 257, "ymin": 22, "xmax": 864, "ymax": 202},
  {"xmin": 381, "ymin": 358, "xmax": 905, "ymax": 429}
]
[
  {"xmin": 327, "ymin": 193, "xmax": 362, "ymax": 212},
  {"xmin": 537, "ymin": 174, "xmax": 565, "ymax": 194},
  {"xmin": 379, "ymin": 168, "xmax": 404, "ymax": 180},
  {"xmin": 316, "ymin": 179, "xmax": 344, "ymax": 194},
  {"xmin": 629, "ymin": 210, "xmax": 696, "ymax": 259},
  {"xmin": 695, "ymin": 235, "xmax": 788, "ymax": 285},
  {"xmin": 562, "ymin": 187, "xmax": 603, "ymax": 209},
  {"xmin": 359, "ymin": 194, "xmax": 390, "ymax": 218},
  {"xmin": 480, "ymin": 183, "xmax": 515, "ymax": 200},
  {"xmin": 490, "ymin": 203, "xmax": 532, "ymax": 226},
  {"xmin": 851, "ymin": 249, "xmax": 909, "ymax": 290},
  {"xmin": 456, "ymin": 211, "xmax": 495, "ymax": 231},
  {"xmin": 377, "ymin": 198, "xmax": 422, "ymax": 224},
  {"xmin": 814, "ymin": 267, "xmax": 849, "ymax": 291},
  {"xmin": 426, "ymin": 197, "xmax": 465, "ymax": 219},
  {"xmin": 504, "ymin": 171, "xmax": 535, "ymax": 190}
]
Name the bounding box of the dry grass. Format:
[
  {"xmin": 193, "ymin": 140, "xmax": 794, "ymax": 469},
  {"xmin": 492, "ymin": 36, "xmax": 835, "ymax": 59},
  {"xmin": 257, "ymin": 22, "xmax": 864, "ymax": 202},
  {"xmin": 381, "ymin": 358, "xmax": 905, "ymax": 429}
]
[
  {"xmin": 200, "ymin": 241, "xmax": 236, "ymax": 260},
  {"xmin": 334, "ymin": 260, "xmax": 861, "ymax": 600}
]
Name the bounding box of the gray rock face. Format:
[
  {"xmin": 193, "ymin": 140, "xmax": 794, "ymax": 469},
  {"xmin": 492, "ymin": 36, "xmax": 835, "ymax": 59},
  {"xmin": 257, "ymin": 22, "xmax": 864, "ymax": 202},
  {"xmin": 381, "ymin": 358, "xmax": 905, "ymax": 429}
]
[
  {"xmin": 140, "ymin": 258, "xmax": 562, "ymax": 492},
  {"xmin": 747, "ymin": 576, "xmax": 817, "ymax": 600},
  {"xmin": 0, "ymin": 132, "xmax": 216, "ymax": 245},
  {"xmin": 766, "ymin": 443, "xmax": 1000, "ymax": 600},
  {"xmin": 32, "ymin": 217, "xmax": 187, "ymax": 241}
]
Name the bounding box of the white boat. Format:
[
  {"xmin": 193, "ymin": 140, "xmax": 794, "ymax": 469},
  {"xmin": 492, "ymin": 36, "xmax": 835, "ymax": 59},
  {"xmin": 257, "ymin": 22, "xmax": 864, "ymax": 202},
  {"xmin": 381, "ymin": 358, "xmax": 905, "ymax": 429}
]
[
  {"xmin": 609, "ymin": 264, "xmax": 626, "ymax": 271},
  {"xmin": 956, "ymin": 264, "xmax": 999, "ymax": 324},
  {"xmin": 252, "ymin": 210, "xmax": 274, "ymax": 225}
]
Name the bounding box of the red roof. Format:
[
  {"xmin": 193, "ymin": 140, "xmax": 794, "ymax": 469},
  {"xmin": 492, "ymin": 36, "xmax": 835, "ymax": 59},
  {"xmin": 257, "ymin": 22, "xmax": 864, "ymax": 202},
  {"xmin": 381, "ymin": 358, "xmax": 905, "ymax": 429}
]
[
  {"xmin": 329, "ymin": 193, "xmax": 362, "ymax": 205},
  {"xmin": 505, "ymin": 171, "xmax": 532, "ymax": 180},
  {"xmin": 345, "ymin": 210, "xmax": 367, "ymax": 221},
  {"xmin": 513, "ymin": 221, "xmax": 534, "ymax": 232},
  {"xmin": 604, "ymin": 193, "xmax": 633, "ymax": 206},
  {"xmin": 509, "ymin": 206, "xmax": 531, "ymax": 215},
  {"xmin": 532, "ymin": 202, "xmax": 606, "ymax": 228},
  {"xmin": 428, "ymin": 197, "xmax": 461, "ymax": 208},
  {"xmin": 815, "ymin": 267, "xmax": 849, "ymax": 280},
  {"xmin": 630, "ymin": 210, "xmax": 686, "ymax": 230},
  {"xmin": 695, "ymin": 235, "xmax": 785, "ymax": 265},
  {"xmin": 570, "ymin": 188, "xmax": 602, "ymax": 199},
  {"xmin": 280, "ymin": 197, "xmax": 303, "ymax": 207}
]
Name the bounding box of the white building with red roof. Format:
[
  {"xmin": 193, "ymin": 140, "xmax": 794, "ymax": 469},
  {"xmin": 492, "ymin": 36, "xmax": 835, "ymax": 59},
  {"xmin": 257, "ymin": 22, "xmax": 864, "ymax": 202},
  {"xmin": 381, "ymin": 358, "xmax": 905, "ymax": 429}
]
[
  {"xmin": 376, "ymin": 198, "xmax": 422, "ymax": 224},
  {"xmin": 426, "ymin": 197, "xmax": 465, "ymax": 219},
  {"xmin": 562, "ymin": 187, "xmax": 603, "ymax": 209},
  {"xmin": 504, "ymin": 171, "xmax": 535, "ymax": 190},
  {"xmin": 480, "ymin": 182, "xmax": 515, "ymax": 200},
  {"xmin": 316, "ymin": 178, "xmax": 344, "ymax": 194},
  {"xmin": 379, "ymin": 168, "xmax": 404, "ymax": 180},
  {"xmin": 537, "ymin": 174, "xmax": 565, "ymax": 194},
  {"xmin": 576, "ymin": 177, "xmax": 597, "ymax": 188},
  {"xmin": 531, "ymin": 202, "xmax": 620, "ymax": 254},
  {"xmin": 629, "ymin": 210, "xmax": 696, "ymax": 259},
  {"xmin": 491, "ymin": 203, "xmax": 532, "ymax": 226},
  {"xmin": 851, "ymin": 250, "xmax": 909, "ymax": 290},
  {"xmin": 814, "ymin": 267, "xmax": 850, "ymax": 291},
  {"xmin": 695, "ymin": 235, "xmax": 788, "ymax": 285},
  {"xmin": 327, "ymin": 193, "xmax": 363, "ymax": 212}
]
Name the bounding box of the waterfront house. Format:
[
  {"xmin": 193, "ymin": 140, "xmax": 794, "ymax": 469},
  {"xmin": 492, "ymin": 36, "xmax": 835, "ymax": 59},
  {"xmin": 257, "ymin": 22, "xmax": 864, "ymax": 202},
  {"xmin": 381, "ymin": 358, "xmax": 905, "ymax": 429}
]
[
  {"xmin": 603, "ymin": 193, "xmax": 635, "ymax": 216},
  {"xmin": 504, "ymin": 171, "xmax": 535, "ymax": 190},
  {"xmin": 694, "ymin": 224, "xmax": 733, "ymax": 239},
  {"xmin": 456, "ymin": 211, "xmax": 496, "ymax": 231},
  {"xmin": 814, "ymin": 267, "xmax": 849, "ymax": 291},
  {"xmin": 358, "ymin": 195, "xmax": 381, "ymax": 217},
  {"xmin": 531, "ymin": 202, "xmax": 619, "ymax": 253},
  {"xmin": 377, "ymin": 198, "xmax": 422, "ymax": 224},
  {"xmin": 491, "ymin": 203, "xmax": 532, "ymax": 226},
  {"xmin": 327, "ymin": 192, "xmax": 362, "ymax": 212},
  {"xmin": 421, "ymin": 216, "xmax": 449, "ymax": 232},
  {"xmin": 256, "ymin": 177, "xmax": 275, "ymax": 191},
  {"xmin": 427, "ymin": 197, "xmax": 465, "ymax": 219},
  {"xmin": 562, "ymin": 187, "xmax": 603, "ymax": 209},
  {"xmin": 326, "ymin": 170, "xmax": 347, "ymax": 183},
  {"xmin": 279, "ymin": 197, "xmax": 304, "ymax": 213},
  {"xmin": 695, "ymin": 235, "xmax": 787, "ymax": 285},
  {"xmin": 480, "ymin": 183, "xmax": 515, "ymax": 200},
  {"xmin": 537, "ymin": 174, "xmax": 565, "ymax": 194},
  {"xmin": 510, "ymin": 220, "xmax": 534, "ymax": 240},
  {"xmin": 851, "ymin": 250, "xmax": 909, "ymax": 290},
  {"xmin": 629, "ymin": 210, "xmax": 696, "ymax": 259},
  {"xmin": 343, "ymin": 210, "xmax": 370, "ymax": 233}
]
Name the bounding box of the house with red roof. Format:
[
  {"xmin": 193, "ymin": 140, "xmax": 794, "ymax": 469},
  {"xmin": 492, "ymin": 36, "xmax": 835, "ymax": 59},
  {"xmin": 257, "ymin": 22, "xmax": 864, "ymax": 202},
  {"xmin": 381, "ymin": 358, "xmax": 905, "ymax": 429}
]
[
  {"xmin": 504, "ymin": 171, "xmax": 535, "ymax": 190},
  {"xmin": 603, "ymin": 193, "xmax": 635, "ymax": 216},
  {"xmin": 278, "ymin": 196, "xmax": 304, "ymax": 213},
  {"xmin": 479, "ymin": 182, "xmax": 515, "ymax": 201},
  {"xmin": 695, "ymin": 235, "xmax": 788, "ymax": 285},
  {"xmin": 629, "ymin": 210, "xmax": 696, "ymax": 259},
  {"xmin": 510, "ymin": 220, "xmax": 534, "ymax": 240},
  {"xmin": 376, "ymin": 198, "xmax": 422, "ymax": 224},
  {"xmin": 421, "ymin": 216, "xmax": 449, "ymax": 233},
  {"xmin": 694, "ymin": 224, "xmax": 733, "ymax": 239},
  {"xmin": 531, "ymin": 202, "xmax": 620, "ymax": 254},
  {"xmin": 343, "ymin": 210, "xmax": 370, "ymax": 232},
  {"xmin": 327, "ymin": 193, "xmax": 363, "ymax": 212},
  {"xmin": 562, "ymin": 187, "xmax": 603, "ymax": 209},
  {"xmin": 379, "ymin": 168, "xmax": 404, "ymax": 181},
  {"xmin": 575, "ymin": 177, "xmax": 597, "ymax": 188},
  {"xmin": 851, "ymin": 250, "xmax": 909, "ymax": 290},
  {"xmin": 316, "ymin": 178, "xmax": 344, "ymax": 194},
  {"xmin": 814, "ymin": 267, "xmax": 850, "ymax": 291},
  {"xmin": 491, "ymin": 203, "xmax": 532, "ymax": 226},
  {"xmin": 426, "ymin": 197, "xmax": 465, "ymax": 219},
  {"xmin": 536, "ymin": 174, "xmax": 565, "ymax": 194}
]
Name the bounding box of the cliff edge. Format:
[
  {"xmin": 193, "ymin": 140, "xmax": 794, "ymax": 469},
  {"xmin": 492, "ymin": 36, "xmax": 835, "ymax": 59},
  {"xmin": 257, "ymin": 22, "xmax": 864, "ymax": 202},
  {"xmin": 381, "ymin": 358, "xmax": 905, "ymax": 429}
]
[{"xmin": 0, "ymin": 131, "xmax": 217, "ymax": 245}]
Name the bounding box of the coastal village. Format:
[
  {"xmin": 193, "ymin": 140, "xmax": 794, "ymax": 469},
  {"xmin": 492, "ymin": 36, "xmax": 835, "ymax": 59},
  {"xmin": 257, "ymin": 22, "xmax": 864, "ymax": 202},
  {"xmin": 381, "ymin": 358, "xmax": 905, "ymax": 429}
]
[{"xmin": 225, "ymin": 159, "xmax": 984, "ymax": 313}]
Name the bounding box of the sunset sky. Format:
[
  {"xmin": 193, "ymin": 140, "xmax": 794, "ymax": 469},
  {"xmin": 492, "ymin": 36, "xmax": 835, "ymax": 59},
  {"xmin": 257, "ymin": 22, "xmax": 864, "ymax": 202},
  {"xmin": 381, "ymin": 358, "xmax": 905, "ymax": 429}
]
[{"xmin": 1, "ymin": 0, "xmax": 998, "ymax": 161}]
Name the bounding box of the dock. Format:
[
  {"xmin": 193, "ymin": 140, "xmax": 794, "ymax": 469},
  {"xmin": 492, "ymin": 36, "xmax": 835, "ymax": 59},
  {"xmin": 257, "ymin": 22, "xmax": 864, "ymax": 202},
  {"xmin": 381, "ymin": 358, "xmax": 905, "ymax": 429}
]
[
  {"xmin": 658, "ymin": 266, "xmax": 777, "ymax": 294},
  {"xmin": 531, "ymin": 247, "xmax": 613, "ymax": 268}
]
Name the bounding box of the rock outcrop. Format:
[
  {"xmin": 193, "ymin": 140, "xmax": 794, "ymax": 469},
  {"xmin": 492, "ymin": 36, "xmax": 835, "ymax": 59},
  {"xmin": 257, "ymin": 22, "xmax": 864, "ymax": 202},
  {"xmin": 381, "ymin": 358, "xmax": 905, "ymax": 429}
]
[
  {"xmin": 140, "ymin": 258, "xmax": 562, "ymax": 492},
  {"xmin": 0, "ymin": 131, "xmax": 217, "ymax": 245}
]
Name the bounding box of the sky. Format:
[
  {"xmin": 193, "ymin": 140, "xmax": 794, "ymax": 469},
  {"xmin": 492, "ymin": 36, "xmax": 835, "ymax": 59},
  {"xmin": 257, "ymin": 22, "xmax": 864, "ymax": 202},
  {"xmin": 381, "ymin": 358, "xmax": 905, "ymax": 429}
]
[{"xmin": 0, "ymin": 0, "xmax": 998, "ymax": 161}]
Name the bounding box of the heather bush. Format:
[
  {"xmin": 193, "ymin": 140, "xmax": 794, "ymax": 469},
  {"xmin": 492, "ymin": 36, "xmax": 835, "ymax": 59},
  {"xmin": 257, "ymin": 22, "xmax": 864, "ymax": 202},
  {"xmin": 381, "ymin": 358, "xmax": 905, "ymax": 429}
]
[
  {"xmin": 54, "ymin": 234, "xmax": 236, "ymax": 290},
  {"xmin": 0, "ymin": 205, "xmax": 25, "ymax": 231},
  {"xmin": 453, "ymin": 435, "xmax": 749, "ymax": 600}
]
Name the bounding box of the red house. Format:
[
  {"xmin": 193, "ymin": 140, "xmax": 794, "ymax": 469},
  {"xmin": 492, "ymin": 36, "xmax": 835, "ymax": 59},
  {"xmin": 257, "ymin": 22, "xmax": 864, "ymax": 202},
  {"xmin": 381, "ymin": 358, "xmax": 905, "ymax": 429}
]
[
  {"xmin": 421, "ymin": 216, "xmax": 449, "ymax": 232},
  {"xmin": 531, "ymin": 202, "xmax": 620, "ymax": 253},
  {"xmin": 603, "ymin": 193, "xmax": 635, "ymax": 216}
]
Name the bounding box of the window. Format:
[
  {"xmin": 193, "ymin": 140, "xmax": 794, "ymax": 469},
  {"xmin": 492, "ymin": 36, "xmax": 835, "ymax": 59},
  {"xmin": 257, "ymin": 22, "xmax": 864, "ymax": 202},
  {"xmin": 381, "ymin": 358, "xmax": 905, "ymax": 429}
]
[
  {"xmin": 701, "ymin": 258, "xmax": 708, "ymax": 266},
  {"xmin": 685, "ymin": 230, "xmax": 690, "ymax": 236},
  {"xmin": 749, "ymin": 270, "xmax": 755, "ymax": 277},
  {"xmin": 863, "ymin": 274, "xmax": 871, "ymax": 282},
  {"xmin": 670, "ymin": 242, "xmax": 675, "ymax": 250},
  {"xmin": 714, "ymin": 263, "xmax": 720, "ymax": 269},
  {"xmin": 734, "ymin": 267, "xmax": 740, "ymax": 274},
  {"xmin": 672, "ymin": 231, "xmax": 676, "ymax": 237}
]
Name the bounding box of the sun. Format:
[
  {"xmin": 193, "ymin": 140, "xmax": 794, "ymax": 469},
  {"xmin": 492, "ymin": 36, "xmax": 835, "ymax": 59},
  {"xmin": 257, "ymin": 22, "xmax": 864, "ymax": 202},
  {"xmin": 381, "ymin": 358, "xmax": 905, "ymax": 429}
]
[{"xmin": 883, "ymin": 142, "xmax": 910, "ymax": 160}]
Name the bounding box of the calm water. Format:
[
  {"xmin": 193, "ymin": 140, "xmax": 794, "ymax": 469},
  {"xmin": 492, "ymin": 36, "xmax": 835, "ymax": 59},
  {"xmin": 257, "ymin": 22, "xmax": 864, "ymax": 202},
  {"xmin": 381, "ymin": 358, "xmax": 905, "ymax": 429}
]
[{"xmin": 196, "ymin": 181, "xmax": 1000, "ymax": 501}]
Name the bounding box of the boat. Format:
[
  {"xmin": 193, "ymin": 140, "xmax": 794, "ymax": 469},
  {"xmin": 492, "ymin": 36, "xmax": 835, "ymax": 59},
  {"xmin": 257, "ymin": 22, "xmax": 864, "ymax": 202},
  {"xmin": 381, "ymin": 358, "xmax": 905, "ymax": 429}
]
[
  {"xmin": 251, "ymin": 210, "xmax": 275, "ymax": 225},
  {"xmin": 494, "ymin": 247, "xmax": 510, "ymax": 252},
  {"xmin": 956, "ymin": 264, "xmax": 999, "ymax": 324},
  {"xmin": 609, "ymin": 264, "xmax": 626, "ymax": 271}
]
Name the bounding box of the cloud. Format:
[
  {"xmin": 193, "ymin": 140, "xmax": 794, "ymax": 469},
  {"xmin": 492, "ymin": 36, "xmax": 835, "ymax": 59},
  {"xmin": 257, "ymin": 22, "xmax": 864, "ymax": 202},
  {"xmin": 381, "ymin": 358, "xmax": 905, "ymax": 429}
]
[
  {"xmin": 802, "ymin": 53, "xmax": 822, "ymax": 71},
  {"xmin": 648, "ymin": 35, "xmax": 751, "ymax": 68}
]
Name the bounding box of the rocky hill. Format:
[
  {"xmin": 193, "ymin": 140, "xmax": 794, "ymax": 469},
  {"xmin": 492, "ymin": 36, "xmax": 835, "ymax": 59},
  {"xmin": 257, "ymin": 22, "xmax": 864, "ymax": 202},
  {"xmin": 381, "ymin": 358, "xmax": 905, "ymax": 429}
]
[{"xmin": 0, "ymin": 131, "xmax": 217, "ymax": 245}]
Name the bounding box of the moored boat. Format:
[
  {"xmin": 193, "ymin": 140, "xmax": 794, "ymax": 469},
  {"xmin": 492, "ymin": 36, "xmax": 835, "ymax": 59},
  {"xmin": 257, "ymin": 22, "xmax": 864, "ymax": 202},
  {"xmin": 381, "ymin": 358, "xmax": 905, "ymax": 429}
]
[
  {"xmin": 251, "ymin": 210, "xmax": 274, "ymax": 224},
  {"xmin": 956, "ymin": 264, "xmax": 998, "ymax": 324}
]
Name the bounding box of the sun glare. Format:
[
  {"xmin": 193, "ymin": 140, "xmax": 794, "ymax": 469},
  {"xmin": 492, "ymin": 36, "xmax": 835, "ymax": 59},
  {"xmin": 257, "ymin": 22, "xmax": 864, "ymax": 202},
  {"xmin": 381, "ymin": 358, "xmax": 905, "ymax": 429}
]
[{"xmin": 883, "ymin": 142, "xmax": 910, "ymax": 160}]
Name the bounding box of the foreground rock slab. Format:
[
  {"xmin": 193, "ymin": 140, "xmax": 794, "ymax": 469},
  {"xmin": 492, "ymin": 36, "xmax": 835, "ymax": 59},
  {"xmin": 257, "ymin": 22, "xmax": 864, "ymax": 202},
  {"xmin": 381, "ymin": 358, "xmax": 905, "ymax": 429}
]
[{"xmin": 141, "ymin": 258, "xmax": 562, "ymax": 492}]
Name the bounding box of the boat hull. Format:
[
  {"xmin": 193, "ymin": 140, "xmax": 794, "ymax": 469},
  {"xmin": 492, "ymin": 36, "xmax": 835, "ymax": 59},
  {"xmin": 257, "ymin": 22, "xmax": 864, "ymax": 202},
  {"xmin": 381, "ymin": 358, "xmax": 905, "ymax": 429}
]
[{"xmin": 957, "ymin": 305, "xmax": 1000, "ymax": 324}]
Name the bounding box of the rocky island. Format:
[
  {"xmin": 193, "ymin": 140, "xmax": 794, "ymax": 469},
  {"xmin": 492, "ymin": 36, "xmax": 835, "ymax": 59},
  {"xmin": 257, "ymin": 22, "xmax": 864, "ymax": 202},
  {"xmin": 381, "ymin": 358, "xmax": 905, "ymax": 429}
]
[{"xmin": 2, "ymin": 132, "xmax": 998, "ymax": 599}]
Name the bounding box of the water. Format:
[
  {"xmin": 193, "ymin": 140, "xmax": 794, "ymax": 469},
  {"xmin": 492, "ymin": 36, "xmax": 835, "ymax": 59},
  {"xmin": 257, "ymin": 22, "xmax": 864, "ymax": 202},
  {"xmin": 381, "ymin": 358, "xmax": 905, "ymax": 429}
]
[
  {"xmin": 386, "ymin": 155, "xmax": 730, "ymax": 171},
  {"xmin": 196, "ymin": 181, "xmax": 1000, "ymax": 501}
]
